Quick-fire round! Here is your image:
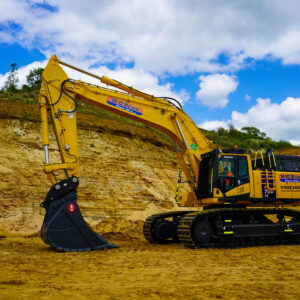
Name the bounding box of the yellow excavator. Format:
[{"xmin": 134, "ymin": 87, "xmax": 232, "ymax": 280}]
[{"xmin": 39, "ymin": 55, "xmax": 300, "ymax": 251}]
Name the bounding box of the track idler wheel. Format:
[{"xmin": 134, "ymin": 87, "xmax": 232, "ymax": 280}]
[
  {"xmin": 40, "ymin": 176, "xmax": 118, "ymax": 252},
  {"xmin": 153, "ymin": 220, "xmax": 177, "ymax": 243}
]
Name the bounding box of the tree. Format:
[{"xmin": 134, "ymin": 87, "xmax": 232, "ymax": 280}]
[
  {"xmin": 228, "ymin": 124, "xmax": 242, "ymax": 138},
  {"xmin": 3, "ymin": 63, "xmax": 19, "ymax": 92},
  {"xmin": 217, "ymin": 127, "xmax": 227, "ymax": 136},
  {"xmin": 241, "ymin": 126, "xmax": 266, "ymax": 139},
  {"xmin": 26, "ymin": 67, "xmax": 44, "ymax": 89}
]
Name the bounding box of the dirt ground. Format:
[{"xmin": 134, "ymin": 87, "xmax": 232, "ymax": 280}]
[
  {"xmin": 1, "ymin": 100, "xmax": 300, "ymax": 299},
  {"xmin": 0, "ymin": 233, "xmax": 300, "ymax": 300}
]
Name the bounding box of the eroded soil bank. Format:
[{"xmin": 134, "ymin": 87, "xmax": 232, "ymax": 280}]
[{"xmin": 0, "ymin": 99, "xmax": 189, "ymax": 236}]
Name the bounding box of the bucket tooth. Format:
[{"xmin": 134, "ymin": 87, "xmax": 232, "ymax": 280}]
[{"xmin": 40, "ymin": 177, "xmax": 118, "ymax": 252}]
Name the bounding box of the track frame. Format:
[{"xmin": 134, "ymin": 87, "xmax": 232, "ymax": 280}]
[{"xmin": 143, "ymin": 208, "xmax": 300, "ymax": 249}]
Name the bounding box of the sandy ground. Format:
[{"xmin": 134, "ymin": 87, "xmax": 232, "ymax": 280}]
[
  {"xmin": 0, "ymin": 233, "xmax": 300, "ymax": 300},
  {"xmin": 1, "ymin": 100, "xmax": 300, "ymax": 299}
]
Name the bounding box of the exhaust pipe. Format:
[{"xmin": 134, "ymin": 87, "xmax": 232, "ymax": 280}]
[{"xmin": 40, "ymin": 176, "xmax": 118, "ymax": 252}]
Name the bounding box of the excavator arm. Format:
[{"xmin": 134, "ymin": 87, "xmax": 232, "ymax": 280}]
[{"xmin": 39, "ymin": 55, "xmax": 215, "ymax": 252}]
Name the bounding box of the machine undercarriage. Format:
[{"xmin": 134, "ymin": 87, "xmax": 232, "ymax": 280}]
[{"xmin": 143, "ymin": 207, "xmax": 300, "ymax": 248}]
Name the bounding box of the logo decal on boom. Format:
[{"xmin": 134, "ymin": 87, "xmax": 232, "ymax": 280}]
[{"xmin": 107, "ymin": 97, "xmax": 143, "ymax": 115}]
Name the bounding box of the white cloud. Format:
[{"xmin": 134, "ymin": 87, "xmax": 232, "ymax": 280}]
[
  {"xmin": 196, "ymin": 74, "xmax": 238, "ymax": 108},
  {"xmin": 199, "ymin": 120, "xmax": 228, "ymax": 131},
  {"xmin": 199, "ymin": 97, "xmax": 300, "ymax": 145},
  {"xmin": 1, "ymin": 0, "xmax": 300, "ymax": 74},
  {"xmin": 231, "ymin": 97, "xmax": 300, "ymax": 144},
  {"xmin": 245, "ymin": 93, "xmax": 251, "ymax": 101},
  {"xmin": 0, "ymin": 59, "xmax": 189, "ymax": 104}
]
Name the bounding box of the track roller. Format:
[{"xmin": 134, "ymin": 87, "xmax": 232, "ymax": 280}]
[{"xmin": 192, "ymin": 218, "xmax": 212, "ymax": 245}]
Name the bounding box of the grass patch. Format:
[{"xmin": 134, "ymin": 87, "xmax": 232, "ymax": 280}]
[{"xmin": 0, "ymin": 88, "xmax": 294, "ymax": 150}]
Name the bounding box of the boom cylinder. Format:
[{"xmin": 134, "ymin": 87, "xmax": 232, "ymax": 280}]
[
  {"xmin": 40, "ymin": 101, "xmax": 50, "ymax": 163},
  {"xmin": 101, "ymin": 76, "xmax": 157, "ymax": 101},
  {"xmin": 44, "ymin": 146, "xmax": 49, "ymax": 164},
  {"xmin": 175, "ymin": 119, "xmax": 189, "ymax": 149}
]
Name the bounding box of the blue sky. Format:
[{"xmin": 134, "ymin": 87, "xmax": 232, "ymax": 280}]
[{"xmin": 1, "ymin": 0, "xmax": 300, "ymax": 144}]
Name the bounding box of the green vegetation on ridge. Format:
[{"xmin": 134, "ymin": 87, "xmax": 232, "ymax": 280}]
[
  {"xmin": 202, "ymin": 124, "xmax": 292, "ymax": 150},
  {"xmin": 0, "ymin": 65, "xmax": 293, "ymax": 150}
]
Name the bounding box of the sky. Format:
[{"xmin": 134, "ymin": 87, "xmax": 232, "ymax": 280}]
[{"xmin": 1, "ymin": 0, "xmax": 300, "ymax": 144}]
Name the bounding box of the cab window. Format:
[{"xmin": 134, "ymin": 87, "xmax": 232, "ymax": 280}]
[
  {"xmin": 218, "ymin": 158, "xmax": 235, "ymax": 176},
  {"xmin": 238, "ymin": 158, "xmax": 248, "ymax": 177},
  {"xmin": 237, "ymin": 157, "xmax": 249, "ymax": 185},
  {"xmin": 216, "ymin": 157, "xmax": 236, "ymax": 192}
]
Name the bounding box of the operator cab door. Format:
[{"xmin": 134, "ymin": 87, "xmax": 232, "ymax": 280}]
[{"xmin": 215, "ymin": 155, "xmax": 250, "ymax": 198}]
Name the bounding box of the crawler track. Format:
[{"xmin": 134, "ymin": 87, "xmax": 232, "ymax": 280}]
[{"xmin": 143, "ymin": 208, "xmax": 300, "ymax": 248}]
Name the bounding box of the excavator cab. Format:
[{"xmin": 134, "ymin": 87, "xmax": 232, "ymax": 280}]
[
  {"xmin": 214, "ymin": 153, "xmax": 251, "ymax": 199},
  {"xmin": 196, "ymin": 149, "xmax": 251, "ymax": 200}
]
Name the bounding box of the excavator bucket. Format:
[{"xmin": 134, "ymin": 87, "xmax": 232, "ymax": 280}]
[{"xmin": 40, "ymin": 176, "xmax": 118, "ymax": 252}]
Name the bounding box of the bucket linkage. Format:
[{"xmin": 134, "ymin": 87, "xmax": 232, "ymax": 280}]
[{"xmin": 40, "ymin": 176, "xmax": 118, "ymax": 252}]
